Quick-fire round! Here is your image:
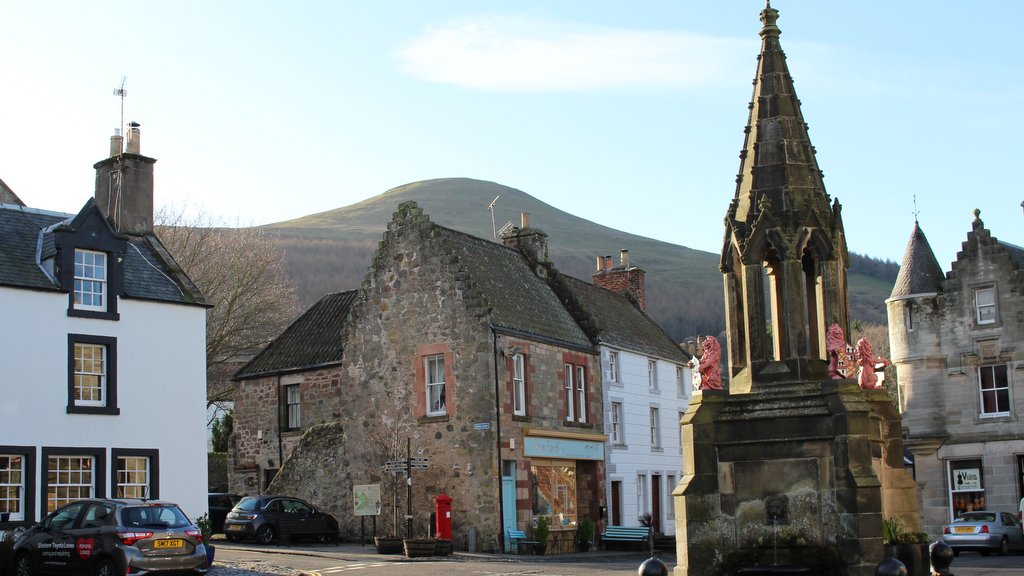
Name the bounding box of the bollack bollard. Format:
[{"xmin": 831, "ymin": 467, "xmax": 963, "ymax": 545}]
[
  {"xmin": 638, "ymin": 556, "xmax": 669, "ymax": 576},
  {"xmin": 875, "ymin": 557, "xmax": 908, "ymax": 576},
  {"xmin": 929, "ymin": 541, "xmax": 954, "ymax": 576}
]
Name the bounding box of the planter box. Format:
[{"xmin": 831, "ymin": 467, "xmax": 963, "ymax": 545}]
[
  {"xmin": 404, "ymin": 538, "xmax": 436, "ymax": 558},
  {"xmin": 884, "ymin": 543, "xmax": 929, "ymax": 576},
  {"xmin": 375, "ymin": 537, "xmax": 404, "ymax": 554},
  {"xmin": 434, "ymin": 538, "xmax": 452, "ymax": 556}
]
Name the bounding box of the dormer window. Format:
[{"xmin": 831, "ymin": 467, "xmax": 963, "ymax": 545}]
[
  {"xmin": 74, "ymin": 249, "xmax": 107, "ymax": 311},
  {"xmin": 975, "ymin": 286, "xmax": 996, "ymax": 325}
]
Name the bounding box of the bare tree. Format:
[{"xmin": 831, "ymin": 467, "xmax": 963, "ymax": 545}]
[{"xmin": 155, "ymin": 207, "xmax": 300, "ymax": 417}]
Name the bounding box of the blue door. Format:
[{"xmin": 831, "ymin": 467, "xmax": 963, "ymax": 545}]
[{"xmin": 501, "ymin": 460, "xmax": 517, "ymax": 552}]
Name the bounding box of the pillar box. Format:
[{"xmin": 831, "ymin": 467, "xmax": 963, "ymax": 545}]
[{"xmin": 435, "ymin": 490, "xmax": 453, "ymax": 540}]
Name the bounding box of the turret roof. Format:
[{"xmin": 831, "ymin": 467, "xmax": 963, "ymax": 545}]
[{"xmin": 890, "ymin": 222, "xmax": 945, "ymax": 299}]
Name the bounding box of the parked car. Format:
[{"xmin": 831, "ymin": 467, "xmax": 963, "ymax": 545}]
[
  {"xmin": 207, "ymin": 493, "xmax": 241, "ymax": 535},
  {"xmin": 11, "ymin": 499, "xmax": 207, "ymax": 576},
  {"xmin": 942, "ymin": 510, "xmax": 1024, "ymax": 556},
  {"xmin": 223, "ymin": 496, "xmax": 338, "ymax": 545}
]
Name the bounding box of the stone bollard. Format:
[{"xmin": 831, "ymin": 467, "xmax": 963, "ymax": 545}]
[
  {"xmin": 875, "ymin": 557, "xmax": 908, "ymax": 576},
  {"xmin": 929, "ymin": 541, "xmax": 955, "ymax": 576},
  {"xmin": 638, "ymin": 556, "xmax": 669, "ymax": 576}
]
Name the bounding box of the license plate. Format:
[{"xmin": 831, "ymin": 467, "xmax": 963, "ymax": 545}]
[
  {"xmin": 154, "ymin": 539, "xmax": 183, "ymax": 549},
  {"xmin": 954, "ymin": 526, "xmax": 974, "ymax": 534},
  {"xmin": 227, "ymin": 524, "xmax": 244, "ymax": 531}
]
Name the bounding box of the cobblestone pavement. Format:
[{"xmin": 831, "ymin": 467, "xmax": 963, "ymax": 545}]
[{"xmin": 212, "ymin": 559, "xmax": 304, "ymax": 576}]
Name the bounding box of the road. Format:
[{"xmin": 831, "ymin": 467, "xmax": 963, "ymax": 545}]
[{"xmin": 211, "ymin": 541, "xmax": 1024, "ymax": 576}]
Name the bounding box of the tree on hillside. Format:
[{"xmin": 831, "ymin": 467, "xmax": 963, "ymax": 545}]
[{"xmin": 156, "ymin": 208, "xmax": 300, "ymax": 417}]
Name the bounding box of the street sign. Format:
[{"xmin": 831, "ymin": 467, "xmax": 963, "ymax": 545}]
[
  {"xmin": 473, "ymin": 422, "xmax": 491, "ymax": 430},
  {"xmin": 410, "ymin": 457, "xmax": 429, "ymax": 469}
]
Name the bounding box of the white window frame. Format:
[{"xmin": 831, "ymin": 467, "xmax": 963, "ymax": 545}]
[
  {"xmin": 611, "ymin": 401, "xmax": 623, "ymax": 445},
  {"xmin": 608, "ymin": 351, "xmax": 619, "ymax": 384},
  {"xmin": 676, "ymin": 365, "xmax": 685, "ymax": 396},
  {"xmin": 512, "ymin": 354, "xmax": 526, "ymax": 416},
  {"xmin": 575, "ymin": 365, "xmax": 586, "ymax": 423},
  {"xmin": 74, "ymin": 249, "xmax": 107, "ymax": 311},
  {"xmin": 978, "ymin": 364, "xmax": 1010, "ymax": 417},
  {"xmin": 650, "ymin": 406, "xmax": 661, "ymax": 448},
  {"xmin": 648, "ymin": 359, "xmax": 658, "ymax": 391},
  {"xmin": 426, "ymin": 354, "xmax": 446, "ymax": 416},
  {"xmin": 0, "ymin": 455, "xmax": 25, "ymax": 521},
  {"xmin": 74, "ymin": 342, "xmax": 106, "ymax": 407},
  {"xmin": 565, "ymin": 364, "xmax": 587, "ymax": 423},
  {"xmin": 286, "ymin": 384, "xmax": 302, "ymax": 430},
  {"xmin": 116, "ymin": 456, "xmax": 149, "ymax": 499},
  {"xmin": 48, "ymin": 456, "xmax": 94, "ymax": 512},
  {"xmin": 666, "ymin": 474, "xmax": 676, "ymax": 518},
  {"xmin": 975, "ymin": 286, "xmax": 996, "ymax": 325},
  {"xmin": 637, "ymin": 473, "xmax": 647, "ymax": 516}
]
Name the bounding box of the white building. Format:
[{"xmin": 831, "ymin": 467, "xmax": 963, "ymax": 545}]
[
  {"xmin": 577, "ymin": 251, "xmax": 692, "ymax": 535},
  {"xmin": 0, "ymin": 127, "xmax": 208, "ymax": 526}
]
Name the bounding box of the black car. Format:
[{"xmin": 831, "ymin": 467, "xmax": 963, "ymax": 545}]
[
  {"xmin": 12, "ymin": 499, "xmax": 207, "ymax": 576},
  {"xmin": 206, "ymin": 494, "xmax": 241, "ymax": 535},
  {"xmin": 222, "ymin": 496, "xmax": 338, "ymax": 544}
]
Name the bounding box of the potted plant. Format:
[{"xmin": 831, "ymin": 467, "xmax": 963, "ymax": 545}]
[
  {"xmin": 196, "ymin": 514, "xmax": 215, "ymax": 566},
  {"xmin": 576, "ymin": 518, "xmax": 595, "ymax": 552},
  {"xmin": 374, "ymin": 535, "xmax": 404, "ymax": 554},
  {"xmin": 403, "ymin": 537, "xmax": 436, "ymax": 557},
  {"xmin": 532, "ymin": 516, "xmax": 549, "ymax": 555},
  {"xmin": 883, "ymin": 517, "xmax": 929, "ymax": 576}
]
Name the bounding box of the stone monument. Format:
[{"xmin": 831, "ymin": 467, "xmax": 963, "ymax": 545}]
[{"xmin": 672, "ymin": 4, "xmax": 920, "ymax": 576}]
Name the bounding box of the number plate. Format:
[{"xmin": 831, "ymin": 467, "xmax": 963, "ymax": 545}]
[
  {"xmin": 954, "ymin": 526, "xmax": 975, "ymax": 534},
  {"xmin": 227, "ymin": 524, "xmax": 244, "ymax": 531},
  {"xmin": 154, "ymin": 539, "xmax": 184, "ymax": 549}
]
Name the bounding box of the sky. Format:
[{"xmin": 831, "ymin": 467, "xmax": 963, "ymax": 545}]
[{"xmin": 1, "ymin": 1, "xmax": 1021, "ymax": 269}]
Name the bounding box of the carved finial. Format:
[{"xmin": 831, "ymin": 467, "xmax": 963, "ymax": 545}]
[
  {"xmin": 912, "ymin": 195, "xmax": 920, "ymax": 224},
  {"xmin": 760, "ymin": 1, "xmax": 780, "ymax": 35},
  {"xmin": 973, "ymin": 208, "xmax": 981, "ymax": 221}
]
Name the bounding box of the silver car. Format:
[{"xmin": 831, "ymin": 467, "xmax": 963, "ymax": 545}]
[
  {"xmin": 942, "ymin": 510, "xmax": 1024, "ymax": 556},
  {"xmin": 12, "ymin": 499, "xmax": 208, "ymax": 576}
]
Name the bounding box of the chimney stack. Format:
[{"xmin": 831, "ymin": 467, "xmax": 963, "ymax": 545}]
[
  {"xmin": 94, "ymin": 122, "xmax": 156, "ymax": 235},
  {"xmin": 501, "ymin": 212, "xmax": 549, "ymax": 265},
  {"xmin": 593, "ymin": 248, "xmax": 646, "ymax": 311}
]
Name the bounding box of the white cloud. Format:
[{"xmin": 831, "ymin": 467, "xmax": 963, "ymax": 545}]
[{"xmin": 395, "ymin": 15, "xmax": 751, "ymax": 93}]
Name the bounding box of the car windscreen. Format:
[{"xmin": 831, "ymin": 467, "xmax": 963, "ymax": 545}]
[
  {"xmin": 234, "ymin": 497, "xmax": 264, "ymax": 512},
  {"xmin": 122, "ymin": 505, "xmax": 191, "ymax": 529},
  {"xmin": 956, "ymin": 512, "xmax": 995, "ymax": 523}
]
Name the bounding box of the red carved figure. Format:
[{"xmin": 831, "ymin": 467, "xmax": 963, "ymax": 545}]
[
  {"xmin": 698, "ymin": 335, "xmax": 722, "ymax": 390},
  {"xmin": 826, "ymin": 323, "xmax": 853, "ymax": 379},
  {"xmin": 855, "ymin": 337, "xmax": 889, "ymax": 389}
]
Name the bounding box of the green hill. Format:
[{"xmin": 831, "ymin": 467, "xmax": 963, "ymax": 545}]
[{"xmin": 263, "ymin": 177, "xmax": 894, "ymax": 342}]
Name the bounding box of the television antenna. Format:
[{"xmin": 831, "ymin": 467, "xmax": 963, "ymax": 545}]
[
  {"xmin": 112, "ymin": 76, "xmax": 127, "ymax": 136},
  {"xmin": 487, "ymin": 195, "xmax": 500, "ymax": 239}
]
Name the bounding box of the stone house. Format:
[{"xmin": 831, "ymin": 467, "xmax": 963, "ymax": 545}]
[
  {"xmin": 0, "ymin": 127, "xmax": 208, "ymax": 527},
  {"xmin": 887, "ymin": 210, "xmax": 1024, "ymax": 536},
  {"xmin": 575, "ymin": 252, "xmax": 692, "ymax": 534}
]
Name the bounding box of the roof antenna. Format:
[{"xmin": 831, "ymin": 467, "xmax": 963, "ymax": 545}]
[
  {"xmin": 487, "ymin": 195, "xmax": 500, "ymax": 239},
  {"xmin": 113, "ymin": 76, "xmax": 127, "ymax": 136}
]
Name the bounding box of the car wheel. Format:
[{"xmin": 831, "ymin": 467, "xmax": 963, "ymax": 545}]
[
  {"xmin": 256, "ymin": 524, "xmax": 276, "ymax": 544},
  {"xmin": 15, "ymin": 553, "xmax": 34, "ymax": 576},
  {"xmin": 998, "ymin": 537, "xmax": 1009, "ymax": 556},
  {"xmin": 95, "ymin": 559, "xmax": 118, "ymax": 576}
]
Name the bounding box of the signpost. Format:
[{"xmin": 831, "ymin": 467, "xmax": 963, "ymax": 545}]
[{"xmin": 353, "ymin": 484, "xmax": 381, "ymax": 545}]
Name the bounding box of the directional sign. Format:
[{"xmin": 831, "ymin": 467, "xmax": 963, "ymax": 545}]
[{"xmin": 410, "ymin": 457, "xmax": 429, "ymax": 469}]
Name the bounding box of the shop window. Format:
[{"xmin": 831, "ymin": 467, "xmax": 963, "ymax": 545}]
[
  {"xmin": 949, "ymin": 459, "xmax": 985, "ymax": 519},
  {"xmin": 531, "ymin": 460, "xmax": 577, "ymax": 526}
]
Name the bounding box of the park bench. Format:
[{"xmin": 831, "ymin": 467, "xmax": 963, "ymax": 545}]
[
  {"xmin": 506, "ymin": 528, "xmax": 539, "ymax": 554},
  {"xmin": 600, "ymin": 525, "xmax": 650, "ymax": 550}
]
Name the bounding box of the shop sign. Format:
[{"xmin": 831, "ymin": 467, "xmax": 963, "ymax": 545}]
[
  {"xmin": 952, "ymin": 468, "xmax": 982, "ymax": 491},
  {"xmin": 524, "ymin": 436, "xmax": 604, "ymax": 460}
]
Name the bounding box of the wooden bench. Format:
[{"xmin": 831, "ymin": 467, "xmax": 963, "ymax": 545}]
[
  {"xmin": 600, "ymin": 526, "xmax": 650, "ymax": 549},
  {"xmin": 506, "ymin": 528, "xmax": 539, "ymax": 554}
]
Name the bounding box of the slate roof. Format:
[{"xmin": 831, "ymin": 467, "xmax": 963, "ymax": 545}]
[
  {"xmin": 234, "ymin": 290, "xmax": 357, "ymax": 379},
  {"xmin": 0, "ymin": 203, "xmax": 205, "ymax": 305},
  {"xmin": 435, "ymin": 225, "xmax": 594, "ymax": 351},
  {"xmin": 890, "ymin": 222, "xmax": 946, "ymax": 299},
  {"xmin": 999, "ymin": 240, "xmax": 1024, "ymax": 269},
  {"xmin": 558, "ymin": 274, "xmax": 690, "ymax": 363}
]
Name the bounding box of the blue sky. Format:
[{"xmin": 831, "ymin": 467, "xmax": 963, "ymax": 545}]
[{"xmin": 1, "ymin": 1, "xmax": 1021, "ymax": 268}]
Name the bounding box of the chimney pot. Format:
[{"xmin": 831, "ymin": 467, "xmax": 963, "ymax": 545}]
[
  {"xmin": 126, "ymin": 122, "xmax": 141, "ymax": 154},
  {"xmin": 620, "ymin": 249, "xmax": 630, "ymax": 269},
  {"xmin": 595, "ymin": 256, "xmax": 603, "ymax": 272},
  {"xmin": 604, "ymin": 255, "xmax": 613, "ymax": 270},
  {"xmin": 521, "ymin": 212, "xmax": 530, "ymax": 228},
  {"xmin": 109, "ymin": 129, "xmax": 123, "ymax": 157}
]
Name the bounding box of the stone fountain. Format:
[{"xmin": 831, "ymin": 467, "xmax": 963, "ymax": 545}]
[{"xmin": 672, "ymin": 4, "xmax": 920, "ymax": 576}]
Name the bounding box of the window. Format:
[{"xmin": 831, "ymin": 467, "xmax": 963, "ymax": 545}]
[
  {"xmin": 565, "ymin": 364, "xmax": 587, "ymax": 423},
  {"xmin": 637, "ymin": 474, "xmax": 647, "ymax": 515},
  {"xmin": 608, "ymin": 351, "xmax": 619, "ymax": 384},
  {"xmin": 676, "ymin": 366, "xmax": 685, "ymax": 396},
  {"xmin": 112, "ymin": 449, "xmax": 158, "ymax": 500},
  {"xmin": 975, "ymin": 287, "xmax": 996, "ymax": 324},
  {"xmin": 512, "ymin": 354, "xmax": 526, "ymax": 416},
  {"xmin": 47, "ymin": 456, "xmax": 94, "ymax": 513},
  {"xmin": 68, "ymin": 335, "xmax": 118, "ymax": 415},
  {"xmin": 666, "ymin": 475, "xmax": 676, "ymax": 518},
  {"xmin": 650, "ymin": 407, "xmax": 661, "ymax": 448},
  {"xmin": 949, "ymin": 459, "xmax": 985, "ymax": 519},
  {"xmin": 74, "ymin": 249, "xmax": 107, "ymax": 311},
  {"xmin": 285, "ymin": 384, "xmax": 301, "ymax": 430},
  {"xmin": 905, "ymin": 303, "xmax": 914, "ymax": 331},
  {"xmin": 648, "ymin": 359, "xmax": 658, "ymax": 391},
  {"xmin": 611, "ymin": 402, "xmax": 623, "ymax": 445},
  {"xmin": 426, "ymin": 354, "xmax": 446, "ymax": 416},
  {"xmin": 531, "ymin": 461, "xmax": 577, "ymax": 525},
  {"xmin": 978, "ymin": 364, "xmax": 1010, "ymax": 417},
  {"xmin": 0, "ymin": 455, "xmax": 25, "ymax": 521},
  {"xmin": 116, "ymin": 456, "xmax": 149, "ymax": 498}
]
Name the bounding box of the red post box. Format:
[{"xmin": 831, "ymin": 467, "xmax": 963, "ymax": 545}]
[{"xmin": 435, "ymin": 490, "xmax": 453, "ymax": 540}]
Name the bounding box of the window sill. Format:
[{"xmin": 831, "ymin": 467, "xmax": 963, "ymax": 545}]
[
  {"xmin": 612, "ymin": 443, "xmax": 629, "ymax": 450},
  {"xmin": 512, "ymin": 415, "xmax": 530, "ymax": 422},
  {"xmin": 66, "ymin": 405, "xmax": 120, "ymax": 416},
  {"xmin": 418, "ymin": 414, "xmax": 450, "ymax": 424},
  {"xmin": 563, "ymin": 421, "xmax": 593, "ymax": 429},
  {"xmin": 651, "ymin": 446, "xmax": 664, "ymax": 453}
]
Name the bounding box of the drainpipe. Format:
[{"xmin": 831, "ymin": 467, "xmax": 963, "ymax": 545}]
[{"xmin": 491, "ymin": 324, "xmax": 505, "ymax": 552}]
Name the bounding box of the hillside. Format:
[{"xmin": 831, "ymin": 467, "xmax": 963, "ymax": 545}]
[{"xmin": 263, "ymin": 177, "xmax": 895, "ymax": 342}]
